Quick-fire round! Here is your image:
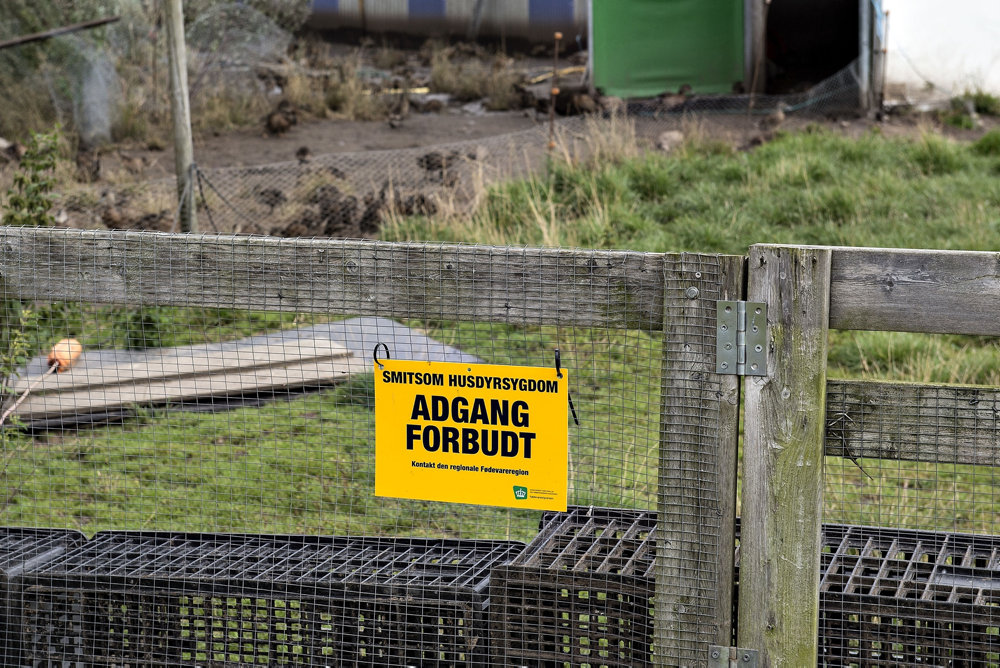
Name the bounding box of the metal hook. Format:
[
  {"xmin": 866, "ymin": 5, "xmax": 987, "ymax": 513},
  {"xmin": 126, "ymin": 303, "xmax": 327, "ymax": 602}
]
[{"xmin": 373, "ymin": 343, "xmax": 389, "ymax": 369}]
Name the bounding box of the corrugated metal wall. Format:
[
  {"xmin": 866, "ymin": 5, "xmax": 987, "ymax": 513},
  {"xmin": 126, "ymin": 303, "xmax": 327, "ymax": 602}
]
[{"xmin": 308, "ymin": 0, "xmax": 587, "ymax": 42}]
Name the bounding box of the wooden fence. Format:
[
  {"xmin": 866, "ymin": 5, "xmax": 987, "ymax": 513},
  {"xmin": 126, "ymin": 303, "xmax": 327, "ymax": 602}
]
[
  {"xmin": 1, "ymin": 229, "xmax": 996, "ymax": 666},
  {"xmin": 0, "ymin": 228, "xmax": 740, "ymax": 666}
]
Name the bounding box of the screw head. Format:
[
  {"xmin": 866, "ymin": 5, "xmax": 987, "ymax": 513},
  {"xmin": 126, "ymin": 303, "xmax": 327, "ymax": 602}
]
[
  {"xmin": 685, "ymin": 286, "xmax": 700, "ymax": 299},
  {"xmin": 711, "ymin": 649, "xmax": 721, "ymax": 659}
]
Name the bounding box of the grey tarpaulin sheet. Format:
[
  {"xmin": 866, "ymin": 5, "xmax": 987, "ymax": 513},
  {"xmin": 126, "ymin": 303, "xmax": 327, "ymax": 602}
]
[{"xmin": 14, "ymin": 317, "xmax": 480, "ymax": 430}]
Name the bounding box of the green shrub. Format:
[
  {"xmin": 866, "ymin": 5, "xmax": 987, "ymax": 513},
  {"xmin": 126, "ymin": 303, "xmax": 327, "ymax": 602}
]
[
  {"xmin": 968, "ymin": 89, "xmax": 1000, "ymax": 116},
  {"xmin": 2, "ymin": 127, "xmax": 60, "ymax": 227}
]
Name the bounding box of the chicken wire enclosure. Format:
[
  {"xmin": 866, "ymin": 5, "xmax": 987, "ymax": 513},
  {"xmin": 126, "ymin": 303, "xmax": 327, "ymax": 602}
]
[
  {"xmin": 149, "ymin": 126, "xmax": 553, "ymax": 238},
  {"xmin": 0, "ymin": 228, "xmax": 742, "ymax": 665},
  {"xmin": 729, "ymin": 244, "xmax": 1000, "ymax": 666}
]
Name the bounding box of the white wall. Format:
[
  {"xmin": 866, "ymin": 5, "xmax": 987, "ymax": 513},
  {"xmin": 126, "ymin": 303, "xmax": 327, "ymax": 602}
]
[{"xmin": 880, "ymin": 0, "xmax": 1000, "ymax": 97}]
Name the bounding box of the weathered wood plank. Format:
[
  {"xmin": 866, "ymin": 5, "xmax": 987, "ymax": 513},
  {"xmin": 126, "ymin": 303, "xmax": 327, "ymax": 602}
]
[
  {"xmin": 740, "ymin": 245, "xmax": 831, "ymax": 667},
  {"xmin": 825, "ymin": 379, "xmax": 1000, "ymax": 466},
  {"xmin": 829, "ymin": 247, "xmax": 1000, "ymax": 335},
  {"xmin": 11, "ymin": 357, "xmax": 355, "ymax": 419},
  {"xmin": 12, "ymin": 339, "xmax": 350, "ymax": 394},
  {"xmin": 0, "ymin": 228, "xmax": 667, "ymax": 329},
  {"xmin": 655, "ymin": 253, "xmax": 744, "ymax": 665}
]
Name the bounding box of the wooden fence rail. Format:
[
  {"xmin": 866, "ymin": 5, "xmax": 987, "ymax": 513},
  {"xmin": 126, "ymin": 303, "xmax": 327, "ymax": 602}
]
[
  {"xmin": 0, "ymin": 228, "xmax": 667, "ymax": 328},
  {"xmin": 825, "ymin": 379, "xmax": 1000, "ymax": 466}
]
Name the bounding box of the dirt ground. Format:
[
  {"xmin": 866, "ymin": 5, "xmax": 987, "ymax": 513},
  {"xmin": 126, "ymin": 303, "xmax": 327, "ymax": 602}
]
[
  {"xmin": 112, "ymin": 108, "xmax": 541, "ymax": 181},
  {"xmin": 112, "ymin": 107, "xmax": 997, "ymax": 186}
]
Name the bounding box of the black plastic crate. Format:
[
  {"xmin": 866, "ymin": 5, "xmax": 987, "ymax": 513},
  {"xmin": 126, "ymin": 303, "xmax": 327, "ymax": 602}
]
[
  {"xmin": 16, "ymin": 531, "xmax": 524, "ymax": 667},
  {"xmin": 492, "ymin": 507, "xmax": 1000, "ymax": 667},
  {"xmin": 489, "ymin": 506, "xmax": 656, "ymax": 667},
  {"xmin": 817, "ymin": 524, "xmax": 1000, "ymax": 666},
  {"xmin": 0, "ymin": 527, "xmax": 87, "ymax": 667}
]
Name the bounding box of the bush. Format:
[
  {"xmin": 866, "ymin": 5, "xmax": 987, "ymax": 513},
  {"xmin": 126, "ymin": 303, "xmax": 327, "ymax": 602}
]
[
  {"xmin": 2, "ymin": 127, "xmax": 61, "ymax": 227},
  {"xmin": 968, "ymin": 89, "xmax": 1000, "ymax": 116}
]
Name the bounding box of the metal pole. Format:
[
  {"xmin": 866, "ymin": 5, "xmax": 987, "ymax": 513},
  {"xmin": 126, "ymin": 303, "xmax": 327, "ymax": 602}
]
[
  {"xmin": 749, "ymin": 0, "xmax": 769, "ymax": 95},
  {"xmin": 548, "ymin": 32, "xmax": 562, "ymax": 152},
  {"xmin": 165, "ymin": 0, "xmax": 197, "ymax": 233},
  {"xmin": 467, "ymin": 0, "xmax": 487, "ymax": 41},
  {"xmin": 0, "ymin": 16, "xmax": 120, "ymax": 51},
  {"xmin": 586, "ymin": 0, "xmax": 594, "ymax": 95},
  {"xmin": 879, "ymin": 11, "xmax": 890, "ymax": 108},
  {"xmin": 859, "ymin": 0, "xmax": 872, "ymax": 111}
]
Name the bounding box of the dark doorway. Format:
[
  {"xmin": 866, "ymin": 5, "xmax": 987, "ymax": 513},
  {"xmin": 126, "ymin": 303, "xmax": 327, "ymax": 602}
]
[{"xmin": 765, "ymin": 0, "xmax": 858, "ymax": 93}]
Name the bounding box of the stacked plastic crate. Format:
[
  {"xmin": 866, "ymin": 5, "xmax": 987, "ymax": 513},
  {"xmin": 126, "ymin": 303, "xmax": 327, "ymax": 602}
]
[{"xmin": 15, "ymin": 532, "xmax": 524, "ymax": 666}]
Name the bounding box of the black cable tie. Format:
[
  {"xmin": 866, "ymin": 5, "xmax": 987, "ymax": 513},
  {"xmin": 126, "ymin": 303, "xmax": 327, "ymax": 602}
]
[{"xmin": 555, "ymin": 349, "xmax": 579, "ymax": 425}]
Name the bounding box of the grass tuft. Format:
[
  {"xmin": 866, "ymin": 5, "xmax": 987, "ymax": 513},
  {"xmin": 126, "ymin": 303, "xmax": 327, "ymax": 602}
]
[{"xmin": 973, "ymin": 129, "xmax": 1000, "ymax": 156}]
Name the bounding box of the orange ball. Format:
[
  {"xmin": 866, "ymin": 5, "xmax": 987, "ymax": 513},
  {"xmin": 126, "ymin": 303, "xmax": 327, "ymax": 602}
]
[{"xmin": 47, "ymin": 338, "xmax": 82, "ymax": 372}]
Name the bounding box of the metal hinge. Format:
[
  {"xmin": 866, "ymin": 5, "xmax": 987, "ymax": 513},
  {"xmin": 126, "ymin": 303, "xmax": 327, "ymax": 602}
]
[
  {"xmin": 716, "ymin": 301, "xmax": 767, "ymax": 376},
  {"xmin": 709, "ymin": 645, "xmax": 759, "ymax": 668}
]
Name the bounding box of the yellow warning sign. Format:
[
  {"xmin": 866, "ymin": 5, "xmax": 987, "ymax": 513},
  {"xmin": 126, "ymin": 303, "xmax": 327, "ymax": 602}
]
[{"xmin": 375, "ymin": 359, "xmax": 568, "ymax": 511}]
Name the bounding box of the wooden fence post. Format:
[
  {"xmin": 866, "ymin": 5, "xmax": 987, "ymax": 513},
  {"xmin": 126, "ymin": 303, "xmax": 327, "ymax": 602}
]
[
  {"xmin": 656, "ymin": 253, "xmax": 744, "ymax": 665},
  {"xmin": 164, "ymin": 0, "xmax": 197, "ymax": 233},
  {"xmin": 738, "ymin": 245, "xmax": 831, "ymax": 666}
]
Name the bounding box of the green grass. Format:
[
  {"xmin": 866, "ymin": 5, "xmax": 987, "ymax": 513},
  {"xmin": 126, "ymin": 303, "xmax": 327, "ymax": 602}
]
[
  {"xmin": 0, "ymin": 322, "xmax": 660, "ymax": 541},
  {"xmin": 7, "ymin": 124, "xmax": 1000, "ymax": 538},
  {"xmin": 388, "ymin": 126, "xmax": 1000, "ymax": 254}
]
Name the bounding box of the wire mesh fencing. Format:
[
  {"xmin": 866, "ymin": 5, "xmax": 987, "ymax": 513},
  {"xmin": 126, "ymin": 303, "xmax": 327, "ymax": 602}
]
[
  {"xmin": 0, "ymin": 227, "xmax": 740, "ymax": 666},
  {"xmin": 34, "ymin": 46, "xmax": 865, "ymax": 239},
  {"xmin": 819, "ymin": 379, "xmax": 1000, "ymax": 666}
]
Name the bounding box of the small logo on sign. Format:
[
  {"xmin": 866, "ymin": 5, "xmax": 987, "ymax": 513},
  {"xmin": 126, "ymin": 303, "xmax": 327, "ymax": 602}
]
[{"xmin": 513, "ymin": 486, "xmax": 527, "ymax": 500}]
